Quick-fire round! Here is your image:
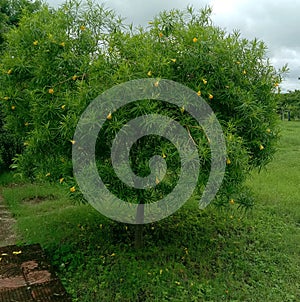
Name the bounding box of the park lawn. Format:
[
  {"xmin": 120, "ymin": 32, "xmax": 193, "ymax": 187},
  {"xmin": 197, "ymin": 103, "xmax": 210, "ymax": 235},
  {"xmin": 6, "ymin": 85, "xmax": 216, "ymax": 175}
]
[{"xmin": 0, "ymin": 121, "xmax": 299, "ymax": 301}]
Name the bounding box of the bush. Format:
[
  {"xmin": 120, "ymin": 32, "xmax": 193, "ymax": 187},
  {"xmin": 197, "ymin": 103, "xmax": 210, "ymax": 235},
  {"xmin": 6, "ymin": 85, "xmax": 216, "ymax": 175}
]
[{"xmin": 0, "ymin": 1, "xmax": 285, "ymax": 209}]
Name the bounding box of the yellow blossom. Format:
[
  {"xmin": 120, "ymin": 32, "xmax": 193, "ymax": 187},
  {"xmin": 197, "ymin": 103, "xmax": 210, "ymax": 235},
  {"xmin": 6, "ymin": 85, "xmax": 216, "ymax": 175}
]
[
  {"xmin": 259, "ymin": 144, "xmax": 264, "ymax": 150},
  {"xmin": 147, "ymin": 70, "xmax": 152, "ymax": 76},
  {"xmin": 180, "ymin": 106, "xmax": 185, "ymax": 113},
  {"xmin": 162, "ymin": 153, "xmax": 166, "ymax": 158},
  {"xmin": 59, "ymin": 178, "xmax": 64, "ymax": 184},
  {"xmin": 23, "ymin": 141, "xmax": 29, "ymax": 146},
  {"xmin": 48, "ymin": 88, "xmax": 54, "ymax": 94},
  {"xmin": 70, "ymin": 140, "xmax": 76, "ymax": 145},
  {"xmin": 229, "ymin": 199, "xmax": 235, "ymax": 205},
  {"xmin": 226, "ymin": 158, "xmax": 231, "ymax": 165},
  {"xmin": 159, "ymin": 269, "xmax": 163, "ymax": 275},
  {"xmin": 70, "ymin": 186, "xmax": 76, "ymax": 192},
  {"xmin": 202, "ymin": 78, "xmax": 207, "ymax": 85},
  {"xmin": 3, "ymin": 96, "xmax": 9, "ymax": 100},
  {"xmin": 266, "ymin": 128, "xmax": 271, "ymax": 133},
  {"xmin": 171, "ymin": 58, "xmax": 176, "ymax": 63},
  {"xmin": 236, "ymin": 61, "xmax": 241, "ymax": 64},
  {"xmin": 61, "ymin": 104, "xmax": 66, "ymax": 110},
  {"xmin": 7, "ymin": 69, "xmax": 12, "ymax": 75},
  {"xmin": 154, "ymin": 81, "xmax": 159, "ymax": 87},
  {"xmin": 60, "ymin": 42, "xmax": 65, "ymax": 47},
  {"xmin": 192, "ymin": 37, "xmax": 198, "ymax": 43},
  {"xmin": 80, "ymin": 25, "xmax": 86, "ymax": 31},
  {"xmin": 11, "ymin": 105, "xmax": 16, "ymax": 110},
  {"xmin": 175, "ymin": 281, "xmax": 181, "ymax": 285},
  {"xmin": 107, "ymin": 112, "xmax": 112, "ymax": 120},
  {"xmin": 243, "ymin": 70, "xmax": 247, "ymax": 75},
  {"xmin": 197, "ymin": 90, "xmax": 201, "ymax": 96},
  {"xmin": 111, "ymin": 253, "xmax": 116, "ymax": 257},
  {"xmin": 208, "ymin": 93, "xmax": 214, "ymax": 100},
  {"xmin": 72, "ymin": 75, "xmax": 78, "ymax": 80},
  {"xmin": 12, "ymin": 251, "xmax": 22, "ymax": 255},
  {"xmin": 33, "ymin": 40, "xmax": 38, "ymax": 46}
]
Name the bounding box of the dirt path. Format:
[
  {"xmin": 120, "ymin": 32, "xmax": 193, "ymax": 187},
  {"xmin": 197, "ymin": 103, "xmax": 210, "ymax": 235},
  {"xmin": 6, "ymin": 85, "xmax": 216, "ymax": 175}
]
[{"xmin": 0, "ymin": 194, "xmax": 17, "ymax": 247}]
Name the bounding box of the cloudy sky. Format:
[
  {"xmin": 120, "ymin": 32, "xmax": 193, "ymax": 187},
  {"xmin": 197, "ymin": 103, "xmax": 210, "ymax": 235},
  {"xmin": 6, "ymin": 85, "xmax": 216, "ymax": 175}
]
[{"xmin": 46, "ymin": 0, "xmax": 300, "ymax": 92}]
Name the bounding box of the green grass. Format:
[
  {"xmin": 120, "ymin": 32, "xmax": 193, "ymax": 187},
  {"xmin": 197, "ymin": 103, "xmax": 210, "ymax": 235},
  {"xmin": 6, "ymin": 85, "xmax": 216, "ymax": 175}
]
[{"xmin": 1, "ymin": 121, "xmax": 299, "ymax": 301}]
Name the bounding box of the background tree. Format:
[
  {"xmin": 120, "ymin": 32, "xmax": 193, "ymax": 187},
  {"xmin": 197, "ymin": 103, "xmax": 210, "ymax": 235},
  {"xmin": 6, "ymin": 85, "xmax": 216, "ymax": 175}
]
[
  {"xmin": 0, "ymin": 0, "xmax": 42, "ymax": 170},
  {"xmin": 278, "ymin": 90, "xmax": 300, "ymax": 120}
]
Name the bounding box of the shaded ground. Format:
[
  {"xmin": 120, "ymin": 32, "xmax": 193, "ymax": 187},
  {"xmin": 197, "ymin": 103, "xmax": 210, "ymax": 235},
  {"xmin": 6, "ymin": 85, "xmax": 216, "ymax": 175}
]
[{"xmin": 0, "ymin": 194, "xmax": 17, "ymax": 247}]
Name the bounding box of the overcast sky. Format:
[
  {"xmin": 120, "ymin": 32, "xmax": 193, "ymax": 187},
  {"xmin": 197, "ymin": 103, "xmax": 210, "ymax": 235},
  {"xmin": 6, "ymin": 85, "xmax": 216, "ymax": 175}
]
[{"xmin": 46, "ymin": 0, "xmax": 300, "ymax": 92}]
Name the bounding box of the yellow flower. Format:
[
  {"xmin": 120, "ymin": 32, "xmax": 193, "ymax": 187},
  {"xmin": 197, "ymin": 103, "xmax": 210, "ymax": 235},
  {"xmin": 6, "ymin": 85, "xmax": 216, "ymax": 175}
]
[
  {"xmin": 266, "ymin": 128, "xmax": 271, "ymax": 133},
  {"xmin": 12, "ymin": 251, "xmax": 22, "ymax": 255},
  {"xmin": 3, "ymin": 96, "xmax": 9, "ymax": 100},
  {"xmin": 80, "ymin": 25, "xmax": 86, "ymax": 31},
  {"xmin": 111, "ymin": 253, "xmax": 116, "ymax": 257},
  {"xmin": 159, "ymin": 269, "xmax": 163, "ymax": 275},
  {"xmin": 45, "ymin": 173, "xmax": 51, "ymax": 177},
  {"xmin": 236, "ymin": 61, "xmax": 241, "ymax": 65},
  {"xmin": 61, "ymin": 104, "xmax": 66, "ymax": 110},
  {"xmin": 243, "ymin": 70, "xmax": 247, "ymax": 75},
  {"xmin": 193, "ymin": 37, "xmax": 198, "ymax": 43},
  {"xmin": 226, "ymin": 158, "xmax": 231, "ymax": 165},
  {"xmin": 171, "ymin": 58, "xmax": 176, "ymax": 63},
  {"xmin": 197, "ymin": 90, "xmax": 201, "ymax": 96},
  {"xmin": 208, "ymin": 93, "xmax": 214, "ymax": 100},
  {"xmin": 162, "ymin": 153, "xmax": 166, "ymax": 158},
  {"xmin": 59, "ymin": 178, "xmax": 64, "ymax": 184},
  {"xmin": 70, "ymin": 140, "xmax": 76, "ymax": 145},
  {"xmin": 229, "ymin": 199, "xmax": 235, "ymax": 205},
  {"xmin": 259, "ymin": 144, "xmax": 264, "ymax": 150},
  {"xmin": 7, "ymin": 69, "xmax": 12, "ymax": 75},
  {"xmin": 24, "ymin": 141, "xmax": 29, "ymax": 146},
  {"xmin": 60, "ymin": 42, "xmax": 65, "ymax": 47},
  {"xmin": 72, "ymin": 75, "xmax": 78, "ymax": 80},
  {"xmin": 154, "ymin": 81, "xmax": 159, "ymax": 87},
  {"xmin": 70, "ymin": 186, "xmax": 76, "ymax": 192},
  {"xmin": 107, "ymin": 112, "xmax": 112, "ymax": 120},
  {"xmin": 175, "ymin": 281, "xmax": 181, "ymax": 285},
  {"xmin": 159, "ymin": 32, "xmax": 163, "ymax": 38},
  {"xmin": 33, "ymin": 40, "xmax": 38, "ymax": 46},
  {"xmin": 48, "ymin": 88, "xmax": 54, "ymax": 94},
  {"xmin": 147, "ymin": 70, "xmax": 152, "ymax": 76},
  {"xmin": 11, "ymin": 105, "xmax": 16, "ymax": 110},
  {"xmin": 180, "ymin": 106, "xmax": 185, "ymax": 113},
  {"xmin": 202, "ymin": 78, "xmax": 207, "ymax": 85}
]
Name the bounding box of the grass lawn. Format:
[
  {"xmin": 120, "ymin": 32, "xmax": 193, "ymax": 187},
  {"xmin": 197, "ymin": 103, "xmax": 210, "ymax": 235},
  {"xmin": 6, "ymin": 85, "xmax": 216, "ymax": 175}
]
[{"xmin": 1, "ymin": 121, "xmax": 299, "ymax": 301}]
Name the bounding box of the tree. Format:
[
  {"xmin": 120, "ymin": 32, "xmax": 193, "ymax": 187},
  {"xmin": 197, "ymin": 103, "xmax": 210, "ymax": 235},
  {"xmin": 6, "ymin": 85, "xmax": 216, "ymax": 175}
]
[
  {"xmin": 0, "ymin": 1, "xmax": 285, "ymax": 247},
  {"xmin": 0, "ymin": 0, "xmax": 42, "ymax": 170},
  {"xmin": 278, "ymin": 90, "xmax": 300, "ymax": 120}
]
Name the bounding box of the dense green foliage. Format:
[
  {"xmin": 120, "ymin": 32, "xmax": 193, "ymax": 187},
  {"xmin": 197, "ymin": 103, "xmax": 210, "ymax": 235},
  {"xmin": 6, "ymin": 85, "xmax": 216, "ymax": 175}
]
[
  {"xmin": 0, "ymin": 0, "xmax": 284, "ymax": 208},
  {"xmin": 278, "ymin": 90, "xmax": 300, "ymax": 120}
]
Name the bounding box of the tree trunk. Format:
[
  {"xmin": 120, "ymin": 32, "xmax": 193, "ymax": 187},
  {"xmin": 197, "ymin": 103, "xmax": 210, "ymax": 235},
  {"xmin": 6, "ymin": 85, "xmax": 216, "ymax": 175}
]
[{"xmin": 134, "ymin": 203, "xmax": 144, "ymax": 249}]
